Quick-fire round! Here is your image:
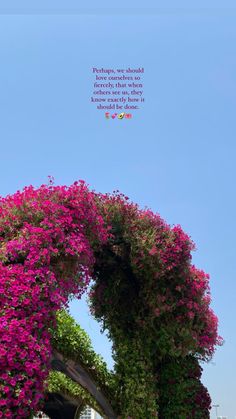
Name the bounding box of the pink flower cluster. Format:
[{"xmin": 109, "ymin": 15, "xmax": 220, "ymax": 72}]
[{"xmin": 0, "ymin": 181, "xmax": 109, "ymax": 418}]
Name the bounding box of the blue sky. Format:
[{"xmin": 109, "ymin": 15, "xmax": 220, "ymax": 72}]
[{"xmin": 0, "ymin": 5, "xmax": 235, "ymax": 418}]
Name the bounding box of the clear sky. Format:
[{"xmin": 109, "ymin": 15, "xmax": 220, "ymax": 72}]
[{"xmin": 0, "ymin": 4, "xmax": 235, "ymax": 418}]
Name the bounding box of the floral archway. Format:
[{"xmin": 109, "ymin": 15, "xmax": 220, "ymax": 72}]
[{"xmin": 0, "ymin": 180, "xmax": 222, "ymax": 418}]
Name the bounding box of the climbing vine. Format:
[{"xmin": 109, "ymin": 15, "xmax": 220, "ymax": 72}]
[
  {"xmin": 50, "ymin": 309, "xmax": 115, "ymax": 407},
  {"xmin": 0, "ymin": 181, "xmax": 222, "ymax": 418},
  {"xmin": 157, "ymin": 356, "xmax": 211, "ymax": 419}
]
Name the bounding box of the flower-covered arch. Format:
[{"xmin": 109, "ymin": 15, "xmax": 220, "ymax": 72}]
[{"xmin": 0, "ymin": 181, "xmax": 222, "ymax": 418}]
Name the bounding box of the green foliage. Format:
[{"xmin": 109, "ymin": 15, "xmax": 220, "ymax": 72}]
[
  {"xmin": 158, "ymin": 356, "xmax": 211, "ymax": 419},
  {"xmin": 113, "ymin": 337, "xmax": 158, "ymax": 418},
  {"xmin": 50, "ymin": 310, "xmax": 116, "ymax": 412},
  {"xmin": 46, "ymin": 370, "xmax": 97, "ymax": 413}
]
